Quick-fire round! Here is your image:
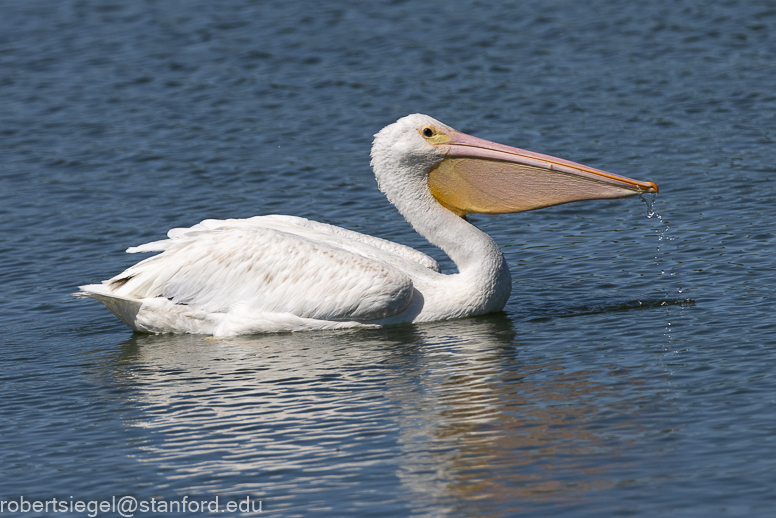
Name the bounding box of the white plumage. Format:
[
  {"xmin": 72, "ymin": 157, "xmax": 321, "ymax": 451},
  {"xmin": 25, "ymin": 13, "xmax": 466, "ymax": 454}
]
[{"xmin": 77, "ymin": 114, "xmax": 656, "ymax": 335}]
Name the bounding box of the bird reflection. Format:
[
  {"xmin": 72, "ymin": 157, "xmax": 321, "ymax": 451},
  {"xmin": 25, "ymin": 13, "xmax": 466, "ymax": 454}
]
[{"xmin": 96, "ymin": 315, "xmax": 657, "ymax": 513}]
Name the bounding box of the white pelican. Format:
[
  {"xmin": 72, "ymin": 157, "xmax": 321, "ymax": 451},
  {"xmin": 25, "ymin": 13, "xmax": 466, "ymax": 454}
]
[{"xmin": 77, "ymin": 114, "xmax": 657, "ymax": 335}]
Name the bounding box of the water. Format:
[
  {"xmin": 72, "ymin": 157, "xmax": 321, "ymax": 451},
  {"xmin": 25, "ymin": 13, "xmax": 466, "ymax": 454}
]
[{"xmin": 2, "ymin": 0, "xmax": 776, "ymax": 515}]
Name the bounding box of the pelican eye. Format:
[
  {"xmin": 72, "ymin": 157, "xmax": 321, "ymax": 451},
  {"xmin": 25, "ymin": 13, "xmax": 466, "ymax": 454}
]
[{"xmin": 422, "ymin": 127, "xmax": 434, "ymax": 138}]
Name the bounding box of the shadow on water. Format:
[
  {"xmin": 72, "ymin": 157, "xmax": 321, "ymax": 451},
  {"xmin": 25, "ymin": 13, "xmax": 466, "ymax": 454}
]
[
  {"xmin": 88, "ymin": 314, "xmax": 675, "ymax": 516},
  {"xmin": 524, "ymin": 297, "xmax": 696, "ymax": 323}
]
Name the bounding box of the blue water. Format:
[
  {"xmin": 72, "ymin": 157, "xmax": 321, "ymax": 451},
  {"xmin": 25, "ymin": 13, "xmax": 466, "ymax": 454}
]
[{"xmin": 2, "ymin": 0, "xmax": 776, "ymax": 516}]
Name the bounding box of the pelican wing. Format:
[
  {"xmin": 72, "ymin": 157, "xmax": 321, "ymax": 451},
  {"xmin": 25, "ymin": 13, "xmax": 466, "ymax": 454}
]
[
  {"xmin": 129, "ymin": 215, "xmax": 440, "ymax": 272},
  {"xmin": 258, "ymin": 215, "xmax": 440, "ymax": 272},
  {"xmin": 103, "ymin": 218, "xmax": 417, "ymax": 322}
]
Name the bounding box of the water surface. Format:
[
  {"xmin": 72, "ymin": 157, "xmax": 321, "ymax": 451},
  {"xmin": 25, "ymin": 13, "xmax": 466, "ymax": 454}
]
[{"xmin": 2, "ymin": 1, "xmax": 776, "ymax": 516}]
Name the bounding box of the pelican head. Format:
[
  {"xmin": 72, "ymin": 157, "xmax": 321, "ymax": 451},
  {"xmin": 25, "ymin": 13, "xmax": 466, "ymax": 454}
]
[{"xmin": 372, "ymin": 114, "xmax": 658, "ymax": 217}]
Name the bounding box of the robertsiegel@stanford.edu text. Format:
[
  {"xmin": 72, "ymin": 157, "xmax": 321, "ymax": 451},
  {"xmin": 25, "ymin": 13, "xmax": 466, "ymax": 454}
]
[{"xmin": 0, "ymin": 496, "xmax": 262, "ymax": 516}]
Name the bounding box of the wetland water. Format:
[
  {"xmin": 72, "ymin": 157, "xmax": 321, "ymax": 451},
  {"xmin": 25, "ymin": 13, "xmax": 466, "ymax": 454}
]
[{"xmin": 2, "ymin": 1, "xmax": 776, "ymax": 516}]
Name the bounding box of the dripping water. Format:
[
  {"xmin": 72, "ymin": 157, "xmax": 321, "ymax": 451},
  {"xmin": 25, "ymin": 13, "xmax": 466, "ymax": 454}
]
[
  {"xmin": 640, "ymin": 193, "xmax": 691, "ymax": 410},
  {"xmin": 641, "ymin": 193, "xmax": 680, "ymax": 296},
  {"xmin": 640, "ymin": 193, "xmax": 687, "ymax": 346}
]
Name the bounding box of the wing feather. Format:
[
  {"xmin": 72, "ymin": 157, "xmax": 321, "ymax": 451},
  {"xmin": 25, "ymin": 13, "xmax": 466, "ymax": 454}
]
[
  {"xmin": 258, "ymin": 215, "xmax": 441, "ymax": 272},
  {"xmin": 108, "ymin": 221, "xmax": 415, "ymax": 322},
  {"xmin": 129, "ymin": 215, "xmax": 440, "ymax": 272}
]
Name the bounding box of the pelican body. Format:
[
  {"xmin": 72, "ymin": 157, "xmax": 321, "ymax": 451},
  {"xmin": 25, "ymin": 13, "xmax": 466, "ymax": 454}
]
[{"xmin": 77, "ymin": 114, "xmax": 657, "ymax": 335}]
